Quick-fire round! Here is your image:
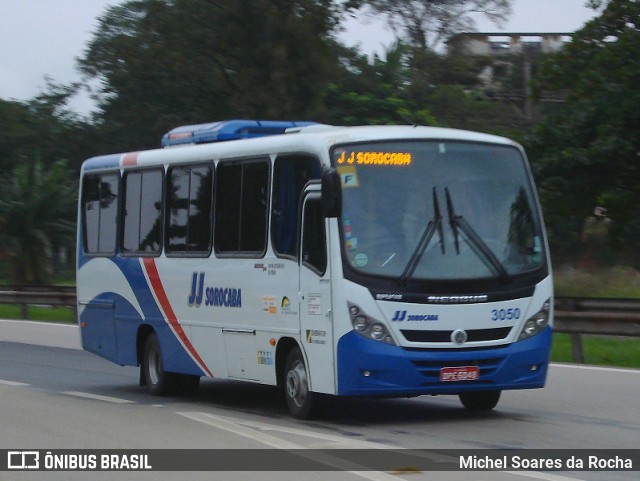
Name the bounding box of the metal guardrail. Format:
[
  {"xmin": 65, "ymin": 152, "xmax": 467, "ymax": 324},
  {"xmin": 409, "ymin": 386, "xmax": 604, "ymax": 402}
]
[
  {"xmin": 0, "ymin": 286, "xmax": 76, "ymax": 319},
  {"xmin": 554, "ymin": 296, "xmax": 640, "ymax": 363},
  {"xmin": 554, "ymin": 296, "xmax": 640, "ymax": 337},
  {"xmin": 0, "ymin": 287, "xmax": 638, "ymax": 363}
]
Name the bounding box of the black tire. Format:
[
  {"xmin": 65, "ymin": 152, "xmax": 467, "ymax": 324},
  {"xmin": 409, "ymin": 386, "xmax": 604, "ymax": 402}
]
[
  {"xmin": 141, "ymin": 333, "xmax": 200, "ymax": 396},
  {"xmin": 283, "ymin": 346, "xmax": 318, "ymax": 419},
  {"xmin": 142, "ymin": 333, "xmax": 170, "ymax": 395},
  {"xmin": 459, "ymin": 390, "xmax": 501, "ymax": 411}
]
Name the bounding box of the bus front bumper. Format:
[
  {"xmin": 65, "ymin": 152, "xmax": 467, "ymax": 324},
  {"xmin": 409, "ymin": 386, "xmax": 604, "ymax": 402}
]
[{"xmin": 336, "ymin": 327, "xmax": 552, "ymax": 397}]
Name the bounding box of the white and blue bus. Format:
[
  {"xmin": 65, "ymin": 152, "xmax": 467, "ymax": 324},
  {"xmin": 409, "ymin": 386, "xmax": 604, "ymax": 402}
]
[{"xmin": 77, "ymin": 120, "xmax": 553, "ymax": 419}]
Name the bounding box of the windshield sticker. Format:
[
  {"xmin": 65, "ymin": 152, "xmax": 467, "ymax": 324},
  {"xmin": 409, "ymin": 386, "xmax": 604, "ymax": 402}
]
[
  {"xmin": 336, "ymin": 150, "xmax": 412, "ymax": 166},
  {"xmin": 338, "ymin": 165, "xmax": 360, "ymax": 189},
  {"xmin": 343, "ymin": 215, "xmax": 358, "ymax": 250},
  {"xmin": 354, "ymin": 253, "xmax": 369, "ymax": 267},
  {"xmin": 338, "ymin": 165, "xmax": 360, "ymax": 188}
]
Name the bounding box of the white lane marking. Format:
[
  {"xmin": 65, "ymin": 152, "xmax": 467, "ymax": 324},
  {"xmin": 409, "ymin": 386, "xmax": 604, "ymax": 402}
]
[
  {"xmin": 178, "ymin": 411, "xmax": 301, "ymax": 449},
  {"xmin": 551, "ymin": 363, "xmax": 639, "ymax": 374},
  {"xmin": 204, "ymin": 413, "xmax": 388, "ymax": 448},
  {"xmin": 62, "ymin": 391, "xmax": 134, "ymax": 404},
  {"xmin": 504, "ymin": 471, "xmax": 585, "ymax": 481},
  {"xmin": 0, "ymin": 379, "xmax": 30, "ymax": 386},
  {"xmin": 177, "ymin": 412, "xmax": 401, "ymax": 481}
]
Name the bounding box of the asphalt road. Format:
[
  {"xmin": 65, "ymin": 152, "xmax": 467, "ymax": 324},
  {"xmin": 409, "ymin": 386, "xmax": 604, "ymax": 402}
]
[{"xmin": 0, "ymin": 320, "xmax": 638, "ymax": 481}]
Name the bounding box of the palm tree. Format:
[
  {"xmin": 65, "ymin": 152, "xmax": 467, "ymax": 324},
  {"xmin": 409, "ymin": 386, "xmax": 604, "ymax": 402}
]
[{"xmin": 0, "ymin": 158, "xmax": 76, "ymax": 284}]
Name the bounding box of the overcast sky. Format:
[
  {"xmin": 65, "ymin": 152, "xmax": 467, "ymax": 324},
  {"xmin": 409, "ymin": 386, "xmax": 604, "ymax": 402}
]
[{"xmin": 0, "ymin": 0, "xmax": 598, "ymax": 115}]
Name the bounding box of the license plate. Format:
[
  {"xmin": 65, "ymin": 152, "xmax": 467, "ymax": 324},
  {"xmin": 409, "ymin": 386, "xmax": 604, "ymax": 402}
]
[{"xmin": 440, "ymin": 366, "xmax": 479, "ymax": 382}]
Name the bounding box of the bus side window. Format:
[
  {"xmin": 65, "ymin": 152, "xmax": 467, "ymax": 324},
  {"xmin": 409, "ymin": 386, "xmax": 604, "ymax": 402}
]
[
  {"xmin": 215, "ymin": 159, "xmax": 269, "ymax": 255},
  {"xmin": 271, "ymin": 155, "xmax": 321, "ymax": 259},
  {"xmin": 301, "ymin": 198, "xmax": 327, "ymax": 275},
  {"xmin": 122, "ymin": 169, "xmax": 163, "ymax": 255},
  {"xmin": 166, "ymin": 163, "xmax": 213, "ymax": 254},
  {"xmin": 82, "ymin": 173, "xmax": 119, "ymax": 255}
]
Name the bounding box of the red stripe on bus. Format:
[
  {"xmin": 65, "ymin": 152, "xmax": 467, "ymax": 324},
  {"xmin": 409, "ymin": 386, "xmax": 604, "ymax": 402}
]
[{"xmin": 142, "ymin": 258, "xmax": 213, "ymax": 377}]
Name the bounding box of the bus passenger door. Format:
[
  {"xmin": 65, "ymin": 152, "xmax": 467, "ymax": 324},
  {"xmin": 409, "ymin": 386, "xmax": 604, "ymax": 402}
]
[{"xmin": 298, "ymin": 190, "xmax": 334, "ymax": 394}]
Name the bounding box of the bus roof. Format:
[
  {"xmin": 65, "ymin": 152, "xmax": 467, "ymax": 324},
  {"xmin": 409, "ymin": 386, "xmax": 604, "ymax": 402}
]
[{"xmin": 82, "ymin": 122, "xmax": 520, "ymax": 172}]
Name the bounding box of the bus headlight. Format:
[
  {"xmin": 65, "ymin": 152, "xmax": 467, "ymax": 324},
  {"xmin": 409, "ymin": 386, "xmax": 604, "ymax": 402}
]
[
  {"xmin": 518, "ymin": 299, "xmax": 551, "ymax": 341},
  {"xmin": 348, "ymin": 303, "xmax": 396, "ymax": 345}
]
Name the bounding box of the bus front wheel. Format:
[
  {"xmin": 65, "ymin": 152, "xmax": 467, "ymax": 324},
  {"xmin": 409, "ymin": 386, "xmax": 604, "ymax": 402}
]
[
  {"xmin": 459, "ymin": 390, "xmax": 501, "ymax": 411},
  {"xmin": 284, "ymin": 347, "xmax": 318, "ymax": 419}
]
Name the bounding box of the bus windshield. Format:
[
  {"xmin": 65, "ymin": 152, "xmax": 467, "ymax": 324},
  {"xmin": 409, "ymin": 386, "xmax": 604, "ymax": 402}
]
[{"xmin": 333, "ymin": 140, "xmax": 545, "ymax": 282}]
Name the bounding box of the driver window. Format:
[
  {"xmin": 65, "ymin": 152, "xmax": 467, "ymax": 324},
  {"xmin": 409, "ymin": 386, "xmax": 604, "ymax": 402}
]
[{"xmin": 301, "ymin": 198, "xmax": 327, "ymax": 275}]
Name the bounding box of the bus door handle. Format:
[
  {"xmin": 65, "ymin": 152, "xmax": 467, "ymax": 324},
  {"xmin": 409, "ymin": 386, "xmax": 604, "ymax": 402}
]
[{"xmin": 222, "ymin": 328, "xmax": 256, "ymax": 335}]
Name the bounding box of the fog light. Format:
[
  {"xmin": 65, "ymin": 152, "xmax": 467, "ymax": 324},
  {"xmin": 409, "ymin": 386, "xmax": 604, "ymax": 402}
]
[{"xmin": 362, "ymin": 370, "xmax": 371, "ymax": 377}]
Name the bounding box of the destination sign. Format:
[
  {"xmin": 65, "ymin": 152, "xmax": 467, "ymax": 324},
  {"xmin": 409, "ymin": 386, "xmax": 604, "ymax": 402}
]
[{"xmin": 336, "ymin": 150, "xmax": 412, "ymax": 166}]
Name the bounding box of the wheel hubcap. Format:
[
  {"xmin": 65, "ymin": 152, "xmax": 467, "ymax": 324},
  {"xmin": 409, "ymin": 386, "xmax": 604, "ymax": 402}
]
[{"xmin": 286, "ymin": 360, "xmax": 308, "ymax": 407}]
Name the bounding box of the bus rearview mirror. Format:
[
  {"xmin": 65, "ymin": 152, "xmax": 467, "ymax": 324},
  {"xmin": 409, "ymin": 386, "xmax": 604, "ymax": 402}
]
[{"xmin": 321, "ymin": 169, "xmax": 342, "ymax": 218}]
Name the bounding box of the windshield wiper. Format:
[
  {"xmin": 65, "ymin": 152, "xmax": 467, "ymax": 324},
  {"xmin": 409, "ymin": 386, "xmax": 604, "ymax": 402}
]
[
  {"xmin": 399, "ymin": 187, "xmax": 444, "ymax": 286},
  {"xmin": 445, "ymin": 187, "xmax": 511, "ymax": 283}
]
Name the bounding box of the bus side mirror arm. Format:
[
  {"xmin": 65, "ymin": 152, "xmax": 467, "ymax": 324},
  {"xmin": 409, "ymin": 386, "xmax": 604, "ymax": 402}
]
[{"xmin": 321, "ymin": 169, "xmax": 342, "ymax": 218}]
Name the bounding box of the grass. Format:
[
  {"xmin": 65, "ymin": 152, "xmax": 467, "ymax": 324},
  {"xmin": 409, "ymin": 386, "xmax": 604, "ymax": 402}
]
[
  {"xmin": 552, "ymin": 333, "xmax": 640, "ymax": 368},
  {"xmin": 0, "ymin": 304, "xmax": 75, "ymax": 324}
]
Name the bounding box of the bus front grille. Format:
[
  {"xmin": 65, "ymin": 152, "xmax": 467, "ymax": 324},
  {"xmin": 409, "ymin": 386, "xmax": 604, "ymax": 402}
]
[{"xmin": 400, "ymin": 327, "xmax": 512, "ymax": 343}]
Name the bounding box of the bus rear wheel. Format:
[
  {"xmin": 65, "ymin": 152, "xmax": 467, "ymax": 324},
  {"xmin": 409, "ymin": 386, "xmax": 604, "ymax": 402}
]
[
  {"xmin": 459, "ymin": 390, "xmax": 501, "ymax": 411},
  {"xmin": 142, "ymin": 333, "xmax": 170, "ymax": 395},
  {"xmin": 142, "ymin": 332, "xmax": 199, "ymax": 396},
  {"xmin": 284, "ymin": 347, "xmax": 318, "ymax": 419}
]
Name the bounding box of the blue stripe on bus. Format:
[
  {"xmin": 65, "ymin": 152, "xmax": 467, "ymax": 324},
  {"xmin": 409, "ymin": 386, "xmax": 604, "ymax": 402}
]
[{"xmin": 78, "ymin": 257, "xmax": 205, "ymax": 376}]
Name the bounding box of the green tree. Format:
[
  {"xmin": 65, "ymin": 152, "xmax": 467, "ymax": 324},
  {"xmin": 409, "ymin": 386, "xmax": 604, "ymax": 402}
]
[
  {"xmin": 0, "ymin": 80, "xmax": 98, "ymax": 175},
  {"xmin": 322, "ymin": 42, "xmax": 437, "ymax": 125},
  {"xmin": 529, "ymin": 0, "xmax": 640, "ymax": 264},
  {"xmin": 79, "ymin": 0, "xmax": 344, "ymax": 151},
  {"xmin": 0, "ymin": 159, "xmax": 76, "ymax": 284}
]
